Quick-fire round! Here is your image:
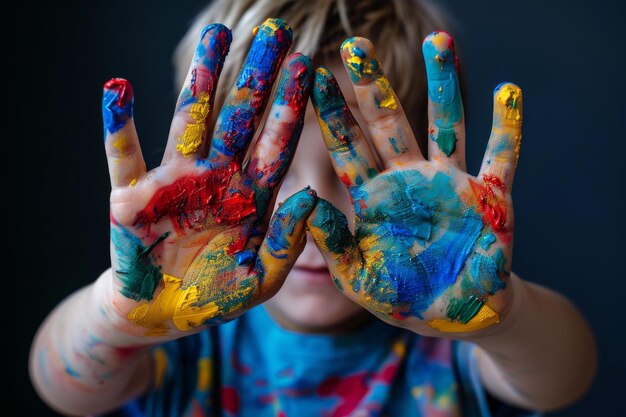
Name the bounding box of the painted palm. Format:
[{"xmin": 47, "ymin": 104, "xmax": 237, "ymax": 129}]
[
  {"xmin": 309, "ymin": 34, "xmax": 522, "ymax": 333},
  {"xmin": 103, "ymin": 20, "xmax": 315, "ymax": 337}
]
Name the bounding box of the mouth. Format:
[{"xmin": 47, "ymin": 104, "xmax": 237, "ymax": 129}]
[{"xmin": 292, "ymin": 265, "xmax": 333, "ymax": 285}]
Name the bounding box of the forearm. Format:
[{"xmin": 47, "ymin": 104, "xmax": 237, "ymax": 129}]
[
  {"xmin": 467, "ymin": 273, "xmax": 597, "ymax": 411},
  {"xmin": 29, "ymin": 268, "xmax": 152, "ymax": 416}
]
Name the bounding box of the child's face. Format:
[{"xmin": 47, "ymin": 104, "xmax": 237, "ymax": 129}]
[{"xmin": 265, "ymin": 61, "xmax": 374, "ymax": 332}]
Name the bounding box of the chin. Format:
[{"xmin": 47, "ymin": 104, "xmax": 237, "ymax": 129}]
[{"xmin": 265, "ymin": 269, "xmax": 367, "ymax": 332}]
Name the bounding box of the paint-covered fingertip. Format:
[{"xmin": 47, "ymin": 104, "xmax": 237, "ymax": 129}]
[
  {"xmin": 307, "ymin": 198, "xmax": 353, "ymax": 254},
  {"xmin": 422, "ymin": 31, "xmax": 454, "ymax": 51},
  {"xmin": 493, "ymin": 82, "xmax": 523, "ymax": 125},
  {"xmin": 273, "ymin": 188, "xmax": 318, "ymax": 230},
  {"xmin": 257, "ymin": 17, "xmax": 293, "ymax": 44},
  {"xmin": 200, "ymin": 23, "xmax": 232, "ymax": 44},
  {"xmin": 103, "ymin": 78, "xmax": 133, "ymax": 95},
  {"xmin": 340, "ymin": 37, "xmax": 374, "ymax": 59},
  {"xmin": 102, "ymin": 78, "xmax": 134, "ymax": 138},
  {"xmin": 311, "ymin": 66, "xmax": 344, "ymax": 112},
  {"xmin": 284, "ymin": 52, "xmax": 313, "ymax": 76},
  {"xmin": 273, "ymin": 53, "xmax": 313, "ymax": 111}
]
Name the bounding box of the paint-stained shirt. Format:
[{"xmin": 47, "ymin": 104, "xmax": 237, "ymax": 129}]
[{"xmin": 104, "ymin": 306, "xmax": 540, "ymax": 417}]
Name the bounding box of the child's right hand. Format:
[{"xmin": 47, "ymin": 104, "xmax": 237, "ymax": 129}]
[{"xmin": 102, "ymin": 19, "xmax": 316, "ymax": 342}]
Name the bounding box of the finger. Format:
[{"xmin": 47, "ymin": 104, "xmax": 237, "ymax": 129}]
[
  {"xmin": 478, "ymin": 83, "xmax": 523, "ymax": 191},
  {"xmin": 422, "ymin": 31, "xmax": 466, "ymax": 169},
  {"xmin": 207, "ymin": 18, "xmax": 293, "ymax": 165},
  {"xmin": 306, "ymin": 198, "xmax": 361, "ymax": 291},
  {"xmin": 246, "ymin": 53, "xmax": 313, "ymax": 214},
  {"xmin": 340, "ymin": 37, "xmax": 424, "ymax": 167},
  {"xmin": 162, "ymin": 24, "xmax": 232, "ymax": 163},
  {"xmin": 311, "ymin": 67, "xmax": 380, "ymax": 189},
  {"xmin": 102, "ymin": 78, "xmax": 146, "ymax": 188},
  {"xmin": 254, "ymin": 187, "xmax": 318, "ymax": 299}
]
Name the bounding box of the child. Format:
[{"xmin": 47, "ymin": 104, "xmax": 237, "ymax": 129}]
[{"xmin": 29, "ymin": 1, "xmax": 597, "ymax": 416}]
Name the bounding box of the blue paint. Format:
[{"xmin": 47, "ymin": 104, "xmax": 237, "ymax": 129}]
[
  {"xmin": 60, "ymin": 352, "xmax": 81, "ymax": 378},
  {"xmin": 479, "ymin": 233, "xmax": 496, "ymax": 250},
  {"xmin": 422, "ymin": 33, "xmax": 462, "ymax": 156},
  {"xmin": 209, "ymin": 19, "xmax": 292, "ymax": 160},
  {"xmin": 353, "ymin": 171, "xmax": 484, "ymax": 317},
  {"xmin": 265, "ymin": 187, "xmax": 317, "ymax": 256},
  {"xmin": 235, "ymin": 250, "xmax": 255, "ymax": 266},
  {"xmin": 352, "ymin": 46, "xmax": 366, "ymax": 58},
  {"xmin": 102, "ymin": 83, "xmax": 133, "ymax": 139},
  {"xmin": 468, "ymin": 248, "xmax": 507, "ymax": 294}
]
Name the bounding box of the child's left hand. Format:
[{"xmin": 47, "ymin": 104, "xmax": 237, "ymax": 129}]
[{"xmin": 307, "ymin": 33, "xmax": 522, "ymax": 335}]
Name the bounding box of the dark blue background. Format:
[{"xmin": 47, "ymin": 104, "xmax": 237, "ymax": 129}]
[{"xmin": 8, "ymin": 1, "xmax": 624, "ymax": 415}]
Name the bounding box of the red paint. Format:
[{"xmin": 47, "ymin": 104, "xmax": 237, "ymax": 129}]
[
  {"xmin": 468, "ymin": 178, "xmax": 511, "ymax": 243},
  {"xmin": 227, "ymin": 228, "xmax": 250, "ymax": 255},
  {"xmin": 103, "ymin": 78, "xmax": 133, "ymax": 107},
  {"xmin": 373, "ymin": 363, "xmax": 399, "ymax": 384},
  {"xmin": 482, "ymin": 174, "xmax": 506, "ymax": 193},
  {"xmin": 231, "ymin": 352, "xmax": 252, "ymax": 375},
  {"xmin": 221, "ymin": 387, "xmax": 240, "ymax": 414},
  {"xmin": 318, "ymin": 373, "xmax": 369, "ymax": 417},
  {"xmin": 339, "ymin": 173, "xmax": 352, "ymax": 188},
  {"xmin": 390, "ymin": 311, "xmax": 408, "ymax": 321},
  {"xmin": 133, "ymin": 162, "xmax": 256, "ymax": 234}
]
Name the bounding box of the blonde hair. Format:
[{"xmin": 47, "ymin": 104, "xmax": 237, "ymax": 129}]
[{"xmin": 174, "ymin": 0, "xmax": 448, "ymax": 142}]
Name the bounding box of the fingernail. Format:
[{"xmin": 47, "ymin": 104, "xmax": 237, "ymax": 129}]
[{"xmin": 102, "ymin": 78, "xmax": 134, "ymax": 140}]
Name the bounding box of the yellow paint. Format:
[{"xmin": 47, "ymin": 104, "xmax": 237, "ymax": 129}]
[
  {"xmin": 343, "ymin": 39, "xmax": 397, "ymax": 110},
  {"xmin": 128, "ymin": 274, "xmax": 219, "ymax": 335},
  {"xmin": 152, "ymin": 347, "xmax": 168, "ymax": 388},
  {"xmin": 428, "ymin": 304, "xmax": 500, "ymax": 332},
  {"xmin": 495, "ymin": 84, "xmax": 522, "ymax": 125},
  {"xmin": 196, "ymin": 358, "xmax": 211, "ymax": 392},
  {"xmin": 430, "ymin": 32, "xmax": 451, "ymax": 52},
  {"xmin": 111, "ymin": 135, "xmax": 128, "ymax": 153},
  {"xmin": 494, "ymin": 83, "xmax": 523, "ymax": 163},
  {"xmin": 176, "ymin": 91, "xmax": 211, "ymax": 157},
  {"xmin": 392, "ymin": 338, "xmax": 406, "ymax": 358},
  {"xmin": 128, "ymin": 178, "xmax": 137, "ymax": 188},
  {"xmin": 128, "ymin": 234, "xmax": 258, "ymax": 335}
]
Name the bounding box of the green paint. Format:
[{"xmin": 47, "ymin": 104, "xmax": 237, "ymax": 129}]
[
  {"xmin": 332, "ymin": 276, "xmax": 344, "ymax": 291},
  {"xmin": 111, "ymin": 225, "xmax": 170, "ymax": 301},
  {"xmin": 310, "ymin": 199, "xmax": 353, "ymax": 254},
  {"xmin": 479, "ymin": 233, "xmax": 496, "ymax": 250},
  {"xmin": 389, "ymin": 137, "xmax": 408, "ymax": 154},
  {"xmin": 446, "ymin": 295, "xmax": 485, "ymax": 324},
  {"xmin": 446, "ymin": 248, "xmax": 508, "ymax": 322},
  {"xmin": 434, "ymin": 128, "xmax": 456, "ymax": 157}
]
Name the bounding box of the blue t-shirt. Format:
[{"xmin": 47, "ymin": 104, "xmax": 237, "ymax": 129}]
[{"xmin": 108, "ymin": 306, "xmax": 540, "ymax": 417}]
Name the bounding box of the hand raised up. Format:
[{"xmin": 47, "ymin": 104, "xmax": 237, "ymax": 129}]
[
  {"xmin": 103, "ymin": 19, "xmax": 315, "ymax": 339},
  {"xmin": 308, "ymin": 33, "xmax": 522, "ymax": 334}
]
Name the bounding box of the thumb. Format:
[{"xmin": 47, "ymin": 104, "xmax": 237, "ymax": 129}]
[
  {"xmin": 256, "ymin": 187, "xmax": 318, "ymax": 299},
  {"xmin": 305, "ymin": 198, "xmax": 362, "ymax": 290}
]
